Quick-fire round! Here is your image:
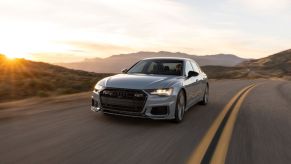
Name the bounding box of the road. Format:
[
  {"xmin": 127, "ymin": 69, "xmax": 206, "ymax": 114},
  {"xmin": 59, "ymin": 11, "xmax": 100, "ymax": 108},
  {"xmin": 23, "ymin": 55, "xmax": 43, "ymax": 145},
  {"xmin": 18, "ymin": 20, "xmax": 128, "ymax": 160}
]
[{"xmin": 0, "ymin": 80, "xmax": 290, "ymax": 164}]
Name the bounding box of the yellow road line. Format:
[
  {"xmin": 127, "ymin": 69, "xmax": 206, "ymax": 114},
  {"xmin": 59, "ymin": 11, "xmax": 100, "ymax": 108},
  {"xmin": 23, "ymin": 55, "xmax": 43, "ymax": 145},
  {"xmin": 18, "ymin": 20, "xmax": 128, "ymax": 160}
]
[
  {"xmin": 187, "ymin": 84, "xmax": 256, "ymax": 164},
  {"xmin": 210, "ymin": 85, "xmax": 257, "ymax": 164}
]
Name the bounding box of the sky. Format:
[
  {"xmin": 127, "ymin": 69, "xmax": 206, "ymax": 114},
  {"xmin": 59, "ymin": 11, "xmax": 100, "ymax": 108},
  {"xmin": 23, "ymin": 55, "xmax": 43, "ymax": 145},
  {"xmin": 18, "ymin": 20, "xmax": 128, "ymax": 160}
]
[{"xmin": 0, "ymin": 0, "xmax": 290, "ymax": 63}]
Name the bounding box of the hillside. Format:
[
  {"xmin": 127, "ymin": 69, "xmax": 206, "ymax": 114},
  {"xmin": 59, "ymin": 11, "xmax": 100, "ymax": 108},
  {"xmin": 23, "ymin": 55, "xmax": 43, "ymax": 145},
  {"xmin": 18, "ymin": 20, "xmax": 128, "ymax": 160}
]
[
  {"xmin": 202, "ymin": 49, "xmax": 291, "ymax": 79},
  {"xmin": 0, "ymin": 54, "xmax": 111, "ymax": 102},
  {"xmin": 201, "ymin": 66, "xmax": 249, "ymax": 79},
  {"xmin": 239, "ymin": 49, "xmax": 291, "ymax": 68},
  {"xmin": 238, "ymin": 49, "xmax": 291, "ymax": 78},
  {"xmin": 56, "ymin": 51, "xmax": 247, "ymax": 73}
]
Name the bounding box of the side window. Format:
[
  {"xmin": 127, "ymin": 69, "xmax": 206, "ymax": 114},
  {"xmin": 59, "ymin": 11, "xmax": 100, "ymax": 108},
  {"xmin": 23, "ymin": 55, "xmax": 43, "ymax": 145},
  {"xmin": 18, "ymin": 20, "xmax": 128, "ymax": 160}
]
[
  {"xmin": 185, "ymin": 61, "xmax": 194, "ymax": 76},
  {"xmin": 191, "ymin": 61, "xmax": 200, "ymax": 73}
]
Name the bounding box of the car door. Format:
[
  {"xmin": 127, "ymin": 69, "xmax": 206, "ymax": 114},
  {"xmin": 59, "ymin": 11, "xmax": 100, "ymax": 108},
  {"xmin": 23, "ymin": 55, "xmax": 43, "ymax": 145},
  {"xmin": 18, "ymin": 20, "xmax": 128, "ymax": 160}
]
[
  {"xmin": 191, "ymin": 61, "xmax": 206, "ymax": 98},
  {"xmin": 183, "ymin": 60, "xmax": 200, "ymax": 106}
]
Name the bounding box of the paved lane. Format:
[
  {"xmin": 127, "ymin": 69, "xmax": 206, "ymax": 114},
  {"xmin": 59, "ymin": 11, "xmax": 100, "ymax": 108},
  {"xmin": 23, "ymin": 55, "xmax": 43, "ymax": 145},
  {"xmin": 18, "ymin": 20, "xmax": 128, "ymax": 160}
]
[
  {"xmin": 0, "ymin": 80, "xmax": 289, "ymax": 164},
  {"xmin": 226, "ymin": 80, "xmax": 291, "ymax": 164}
]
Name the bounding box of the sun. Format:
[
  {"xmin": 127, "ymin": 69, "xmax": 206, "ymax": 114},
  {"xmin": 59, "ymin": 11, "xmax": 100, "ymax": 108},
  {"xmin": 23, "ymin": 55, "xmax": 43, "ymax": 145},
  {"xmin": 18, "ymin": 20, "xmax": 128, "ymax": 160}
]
[
  {"xmin": 4, "ymin": 53, "xmax": 29, "ymax": 60},
  {"xmin": 5, "ymin": 54, "xmax": 18, "ymax": 60}
]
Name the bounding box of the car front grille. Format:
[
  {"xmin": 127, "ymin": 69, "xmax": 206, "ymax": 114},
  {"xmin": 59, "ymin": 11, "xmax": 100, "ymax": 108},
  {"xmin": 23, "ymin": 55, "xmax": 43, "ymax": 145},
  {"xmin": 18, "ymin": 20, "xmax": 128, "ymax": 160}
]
[{"xmin": 100, "ymin": 88, "xmax": 147, "ymax": 113}]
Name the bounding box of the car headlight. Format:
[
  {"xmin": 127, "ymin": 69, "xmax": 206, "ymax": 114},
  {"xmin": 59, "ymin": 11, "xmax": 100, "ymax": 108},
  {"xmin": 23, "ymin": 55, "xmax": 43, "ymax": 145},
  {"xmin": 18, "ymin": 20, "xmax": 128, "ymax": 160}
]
[
  {"xmin": 146, "ymin": 88, "xmax": 173, "ymax": 96},
  {"xmin": 94, "ymin": 84, "xmax": 104, "ymax": 92}
]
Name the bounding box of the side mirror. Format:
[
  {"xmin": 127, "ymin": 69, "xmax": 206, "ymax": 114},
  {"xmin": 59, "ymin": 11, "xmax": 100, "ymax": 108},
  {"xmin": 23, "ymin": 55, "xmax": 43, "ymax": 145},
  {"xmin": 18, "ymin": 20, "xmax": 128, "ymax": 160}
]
[
  {"xmin": 188, "ymin": 71, "xmax": 199, "ymax": 77},
  {"xmin": 121, "ymin": 68, "xmax": 128, "ymax": 74}
]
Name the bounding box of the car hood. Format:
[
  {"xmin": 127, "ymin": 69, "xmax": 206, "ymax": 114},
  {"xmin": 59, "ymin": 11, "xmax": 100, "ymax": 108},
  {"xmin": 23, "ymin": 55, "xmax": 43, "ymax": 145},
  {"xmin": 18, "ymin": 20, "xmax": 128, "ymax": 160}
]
[{"xmin": 99, "ymin": 74, "xmax": 183, "ymax": 89}]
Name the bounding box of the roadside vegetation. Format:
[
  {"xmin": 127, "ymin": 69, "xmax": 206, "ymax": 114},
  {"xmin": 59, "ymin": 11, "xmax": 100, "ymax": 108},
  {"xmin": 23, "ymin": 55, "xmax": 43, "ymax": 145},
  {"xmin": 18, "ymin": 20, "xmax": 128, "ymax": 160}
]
[{"xmin": 0, "ymin": 54, "xmax": 112, "ymax": 102}]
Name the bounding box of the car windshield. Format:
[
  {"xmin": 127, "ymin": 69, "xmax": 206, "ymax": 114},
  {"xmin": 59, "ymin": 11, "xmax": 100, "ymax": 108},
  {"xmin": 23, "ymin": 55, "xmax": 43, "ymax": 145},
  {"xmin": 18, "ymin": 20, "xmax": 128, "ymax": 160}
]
[{"xmin": 127, "ymin": 59, "xmax": 183, "ymax": 76}]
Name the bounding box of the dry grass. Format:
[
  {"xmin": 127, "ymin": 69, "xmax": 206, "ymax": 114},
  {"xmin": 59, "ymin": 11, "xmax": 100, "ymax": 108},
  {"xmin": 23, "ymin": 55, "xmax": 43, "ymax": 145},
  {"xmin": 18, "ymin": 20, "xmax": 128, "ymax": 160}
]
[{"xmin": 0, "ymin": 55, "xmax": 113, "ymax": 102}]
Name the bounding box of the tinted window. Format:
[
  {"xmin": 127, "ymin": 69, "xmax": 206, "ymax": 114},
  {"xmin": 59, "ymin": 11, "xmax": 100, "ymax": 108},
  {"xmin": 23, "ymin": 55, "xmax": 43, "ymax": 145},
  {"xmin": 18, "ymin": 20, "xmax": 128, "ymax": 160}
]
[
  {"xmin": 185, "ymin": 61, "xmax": 194, "ymax": 76},
  {"xmin": 127, "ymin": 59, "xmax": 184, "ymax": 76}
]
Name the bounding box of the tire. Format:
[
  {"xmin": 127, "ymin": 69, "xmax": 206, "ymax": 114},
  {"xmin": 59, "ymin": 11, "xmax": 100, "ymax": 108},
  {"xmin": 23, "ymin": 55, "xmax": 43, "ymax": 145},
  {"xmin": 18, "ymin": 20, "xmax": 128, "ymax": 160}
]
[
  {"xmin": 173, "ymin": 90, "xmax": 186, "ymax": 123},
  {"xmin": 199, "ymin": 85, "xmax": 209, "ymax": 105}
]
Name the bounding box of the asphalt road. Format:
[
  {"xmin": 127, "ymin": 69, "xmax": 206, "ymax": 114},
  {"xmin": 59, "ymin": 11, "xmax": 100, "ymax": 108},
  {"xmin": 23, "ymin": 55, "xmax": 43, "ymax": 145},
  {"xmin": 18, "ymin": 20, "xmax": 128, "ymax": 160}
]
[{"xmin": 0, "ymin": 80, "xmax": 290, "ymax": 164}]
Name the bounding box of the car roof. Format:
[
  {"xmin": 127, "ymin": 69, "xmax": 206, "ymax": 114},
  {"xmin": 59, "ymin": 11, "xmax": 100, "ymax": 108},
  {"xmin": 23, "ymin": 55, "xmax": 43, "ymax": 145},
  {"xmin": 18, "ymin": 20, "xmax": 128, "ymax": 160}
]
[{"xmin": 142, "ymin": 57, "xmax": 192, "ymax": 61}]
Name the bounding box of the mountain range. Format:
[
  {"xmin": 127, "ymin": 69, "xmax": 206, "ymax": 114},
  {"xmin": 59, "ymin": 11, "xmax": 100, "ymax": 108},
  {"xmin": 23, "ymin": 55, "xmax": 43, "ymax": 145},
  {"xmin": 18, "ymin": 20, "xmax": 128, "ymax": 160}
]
[
  {"xmin": 56, "ymin": 49, "xmax": 290, "ymax": 79},
  {"xmin": 56, "ymin": 51, "xmax": 247, "ymax": 73}
]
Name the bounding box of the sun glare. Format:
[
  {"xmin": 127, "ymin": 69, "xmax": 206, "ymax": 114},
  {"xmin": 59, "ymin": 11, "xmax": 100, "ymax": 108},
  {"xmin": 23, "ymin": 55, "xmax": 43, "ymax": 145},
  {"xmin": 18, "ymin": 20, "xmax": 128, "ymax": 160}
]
[
  {"xmin": 3, "ymin": 52, "xmax": 30, "ymax": 60},
  {"xmin": 5, "ymin": 54, "xmax": 17, "ymax": 60}
]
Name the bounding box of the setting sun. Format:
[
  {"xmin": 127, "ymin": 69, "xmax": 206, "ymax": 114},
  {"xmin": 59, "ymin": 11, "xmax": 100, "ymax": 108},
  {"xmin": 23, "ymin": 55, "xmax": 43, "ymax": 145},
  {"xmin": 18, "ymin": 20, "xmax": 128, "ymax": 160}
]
[
  {"xmin": 3, "ymin": 51, "xmax": 31, "ymax": 60},
  {"xmin": 5, "ymin": 54, "xmax": 18, "ymax": 60},
  {"xmin": 4, "ymin": 53, "xmax": 28, "ymax": 60}
]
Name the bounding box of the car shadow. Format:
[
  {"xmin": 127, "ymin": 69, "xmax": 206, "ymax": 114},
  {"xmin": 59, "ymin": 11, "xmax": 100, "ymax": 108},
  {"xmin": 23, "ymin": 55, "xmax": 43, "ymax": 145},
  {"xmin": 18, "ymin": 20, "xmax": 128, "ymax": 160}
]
[{"xmin": 95, "ymin": 113, "xmax": 172, "ymax": 127}]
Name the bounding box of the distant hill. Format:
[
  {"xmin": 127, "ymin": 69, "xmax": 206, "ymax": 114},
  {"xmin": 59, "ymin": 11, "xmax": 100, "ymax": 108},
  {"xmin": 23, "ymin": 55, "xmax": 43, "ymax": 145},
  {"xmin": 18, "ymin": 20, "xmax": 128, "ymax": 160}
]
[
  {"xmin": 238, "ymin": 49, "xmax": 291, "ymax": 78},
  {"xmin": 0, "ymin": 54, "xmax": 111, "ymax": 102},
  {"xmin": 56, "ymin": 51, "xmax": 247, "ymax": 73},
  {"xmin": 203, "ymin": 49, "xmax": 291, "ymax": 79},
  {"xmin": 239, "ymin": 49, "xmax": 291, "ymax": 67}
]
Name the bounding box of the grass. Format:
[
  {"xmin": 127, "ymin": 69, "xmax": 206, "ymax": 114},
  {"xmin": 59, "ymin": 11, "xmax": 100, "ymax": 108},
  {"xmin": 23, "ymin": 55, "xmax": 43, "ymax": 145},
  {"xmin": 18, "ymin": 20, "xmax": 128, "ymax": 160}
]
[{"xmin": 0, "ymin": 55, "xmax": 113, "ymax": 102}]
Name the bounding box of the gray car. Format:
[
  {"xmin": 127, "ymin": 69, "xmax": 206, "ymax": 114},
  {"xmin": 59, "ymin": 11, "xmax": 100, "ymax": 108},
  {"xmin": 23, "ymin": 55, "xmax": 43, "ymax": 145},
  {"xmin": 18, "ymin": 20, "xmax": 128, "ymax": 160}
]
[{"xmin": 91, "ymin": 57, "xmax": 209, "ymax": 122}]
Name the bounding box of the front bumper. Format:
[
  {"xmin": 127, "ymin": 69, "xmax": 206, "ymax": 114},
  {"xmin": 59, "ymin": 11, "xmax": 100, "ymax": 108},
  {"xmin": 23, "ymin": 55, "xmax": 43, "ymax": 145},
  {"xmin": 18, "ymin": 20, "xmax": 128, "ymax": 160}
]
[{"xmin": 91, "ymin": 90, "xmax": 177, "ymax": 120}]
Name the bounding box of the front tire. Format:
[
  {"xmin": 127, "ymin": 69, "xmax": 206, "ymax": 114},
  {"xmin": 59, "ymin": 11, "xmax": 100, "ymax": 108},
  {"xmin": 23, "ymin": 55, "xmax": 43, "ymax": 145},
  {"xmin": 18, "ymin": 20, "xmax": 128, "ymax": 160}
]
[{"xmin": 173, "ymin": 91, "xmax": 186, "ymax": 123}]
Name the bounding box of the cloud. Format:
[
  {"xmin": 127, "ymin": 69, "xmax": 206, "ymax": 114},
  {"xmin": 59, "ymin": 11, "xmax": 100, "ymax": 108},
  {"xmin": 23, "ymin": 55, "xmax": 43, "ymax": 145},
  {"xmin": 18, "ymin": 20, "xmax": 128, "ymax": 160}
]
[
  {"xmin": 0, "ymin": 0, "xmax": 290, "ymax": 60},
  {"xmin": 29, "ymin": 41, "xmax": 135, "ymax": 62},
  {"xmin": 66, "ymin": 41, "xmax": 134, "ymax": 56},
  {"xmin": 30, "ymin": 52, "xmax": 85, "ymax": 63},
  {"xmin": 0, "ymin": 0, "xmax": 195, "ymax": 57},
  {"xmin": 229, "ymin": 0, "xmax": 291, "ymax": 12}
]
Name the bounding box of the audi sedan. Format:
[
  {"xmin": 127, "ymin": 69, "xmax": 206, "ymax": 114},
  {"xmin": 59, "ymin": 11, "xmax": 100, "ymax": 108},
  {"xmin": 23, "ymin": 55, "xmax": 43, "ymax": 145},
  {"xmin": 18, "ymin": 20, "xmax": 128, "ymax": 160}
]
[{"xmin": 91, "ymin": 57, "xmax": 209, "ymax": 122}]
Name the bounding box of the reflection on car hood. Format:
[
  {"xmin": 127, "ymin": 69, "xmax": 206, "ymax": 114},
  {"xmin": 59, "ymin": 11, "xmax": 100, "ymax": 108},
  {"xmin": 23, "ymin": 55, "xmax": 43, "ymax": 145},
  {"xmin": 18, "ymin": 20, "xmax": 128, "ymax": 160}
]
[{"xmin": 100, "ymin": 74, "xmax": 183, "ymax": 89}]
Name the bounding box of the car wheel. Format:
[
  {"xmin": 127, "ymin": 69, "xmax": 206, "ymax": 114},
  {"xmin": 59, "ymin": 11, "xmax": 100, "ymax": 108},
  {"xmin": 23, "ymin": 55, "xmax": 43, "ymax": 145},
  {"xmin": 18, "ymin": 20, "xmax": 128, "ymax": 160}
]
[
  {"xmin": 199, "ymin": 86, "xmax": 209, "ymax": 105},
  {"xmin": 173, "ymin": 91, "xmax": 186, "ymax": 123}
]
